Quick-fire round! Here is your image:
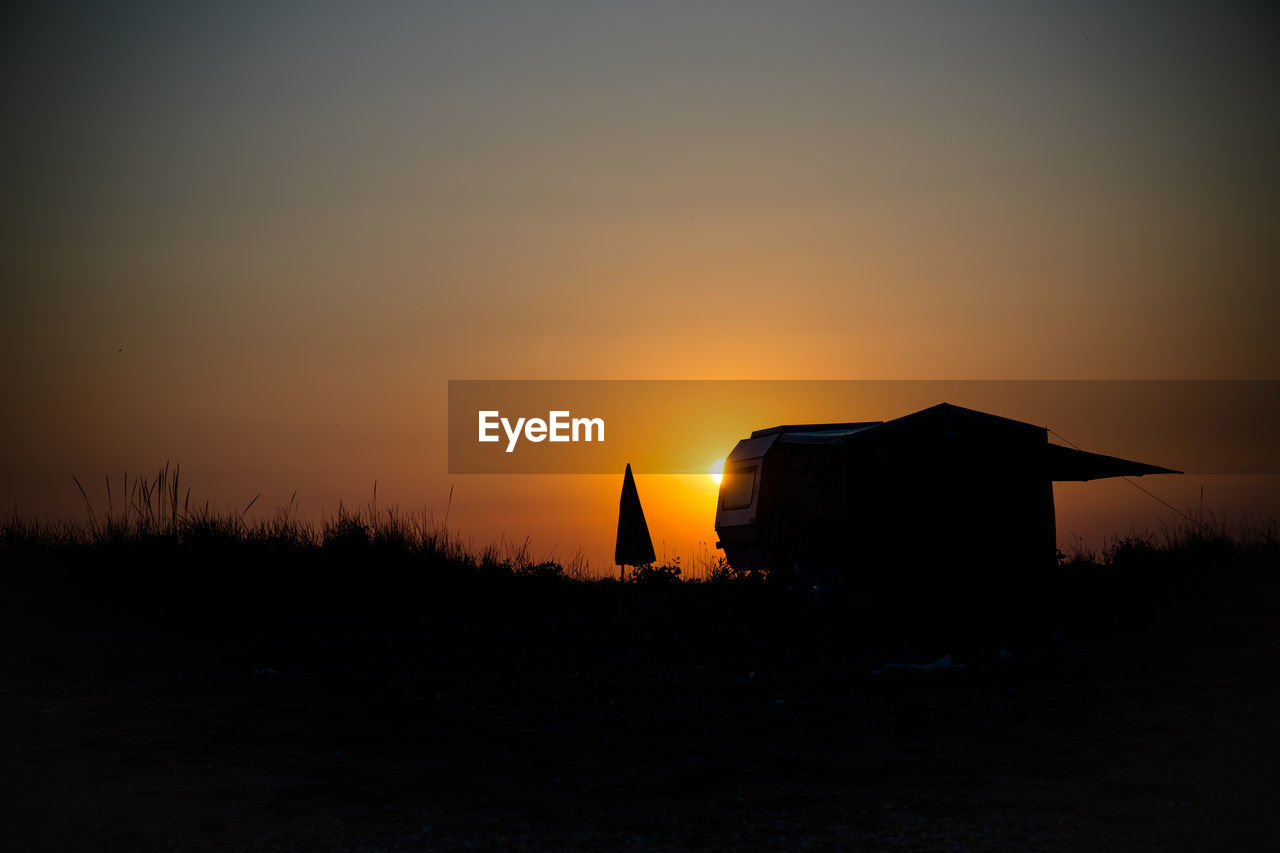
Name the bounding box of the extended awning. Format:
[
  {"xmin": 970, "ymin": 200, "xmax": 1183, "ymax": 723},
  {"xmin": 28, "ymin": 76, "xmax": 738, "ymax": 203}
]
[{"xmin": 1044, "ymin": 443, "xmax": 1181, "ymax": 482}]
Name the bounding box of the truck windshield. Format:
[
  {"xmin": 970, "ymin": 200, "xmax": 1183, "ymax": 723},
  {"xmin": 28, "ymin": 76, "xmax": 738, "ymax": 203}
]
[{"xmin": 720, "ymin": 464, "xmax": 758, "ymax": 510}]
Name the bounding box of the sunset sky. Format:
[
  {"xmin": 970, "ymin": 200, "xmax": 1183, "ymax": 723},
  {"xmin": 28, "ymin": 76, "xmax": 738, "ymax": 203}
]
[{"xmin": 3, "ymin": 2, "xmax": 1277, "ymax": 572}]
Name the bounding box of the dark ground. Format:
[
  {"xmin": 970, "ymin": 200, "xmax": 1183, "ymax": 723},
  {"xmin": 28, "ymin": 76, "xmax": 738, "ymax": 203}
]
[{"xmin": 2, "ymin": 558, "xmax": 1278, "ymax": 851}]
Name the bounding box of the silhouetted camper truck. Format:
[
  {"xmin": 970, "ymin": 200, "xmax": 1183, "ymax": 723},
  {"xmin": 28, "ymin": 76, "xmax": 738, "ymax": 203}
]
[{"xmin": 714, "ymin": 403, "xmax": 1178, "ymax": 598}]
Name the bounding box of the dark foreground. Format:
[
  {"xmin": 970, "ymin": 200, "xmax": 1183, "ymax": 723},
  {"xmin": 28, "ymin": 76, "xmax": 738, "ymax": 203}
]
[{"xmin": 3, "ymin": 561, "xmax": 1278, "ymax": 851}]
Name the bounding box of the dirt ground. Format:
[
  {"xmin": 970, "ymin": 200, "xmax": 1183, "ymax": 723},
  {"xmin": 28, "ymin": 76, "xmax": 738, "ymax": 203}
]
[{"xmin": 3, "ymin": 578, "xmax": 1278, "ymax": 851}]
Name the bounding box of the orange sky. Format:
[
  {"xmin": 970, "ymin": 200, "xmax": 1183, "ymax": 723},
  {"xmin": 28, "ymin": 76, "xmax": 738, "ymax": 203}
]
[{"xmin": 2, "ymin": 3, "xmax": 1278, "ymax": 573}]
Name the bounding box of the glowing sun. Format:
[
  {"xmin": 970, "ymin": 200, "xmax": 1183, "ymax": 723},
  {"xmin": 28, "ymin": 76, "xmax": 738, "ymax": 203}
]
[{"xmin": 709, "ymin": 458, "xmax": 725, "ymax": 485}]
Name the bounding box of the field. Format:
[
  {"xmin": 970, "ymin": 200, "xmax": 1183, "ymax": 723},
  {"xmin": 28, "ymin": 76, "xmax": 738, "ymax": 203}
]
[{"xmin": 3, "ymin": 489, "xmax": 1278, "ymax": 850}]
